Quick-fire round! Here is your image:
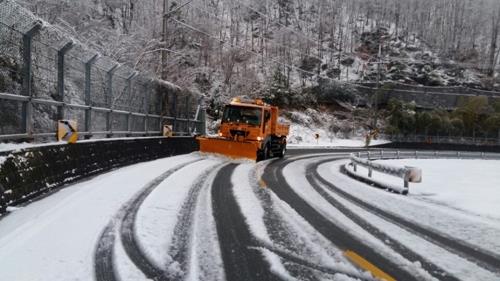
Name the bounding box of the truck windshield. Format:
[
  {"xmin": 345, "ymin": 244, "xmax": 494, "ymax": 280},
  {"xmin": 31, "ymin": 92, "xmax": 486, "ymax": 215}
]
[{"xmin": 222, "ymin": 105, "xmax": 262, "ymax": 126}]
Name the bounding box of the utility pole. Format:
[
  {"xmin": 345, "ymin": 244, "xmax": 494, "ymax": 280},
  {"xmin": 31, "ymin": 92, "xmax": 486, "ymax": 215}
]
[
  {"xmin": 161, "ymin": 0, "xmax": 169, "ymax": 80},
  {"xmin": 373, "ymin": 42, "xmax": 382, "ymax": 129}
]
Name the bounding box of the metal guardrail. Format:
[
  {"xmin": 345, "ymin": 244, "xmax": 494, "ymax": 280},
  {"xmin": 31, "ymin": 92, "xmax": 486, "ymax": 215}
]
[
  {"xmin": 350, "ymin": 153, "xmax": 421, "ymax": 194},
  {"xmin": 0, "ymin": 0, "xmax": 205, "ymax": 142},
  {"xmin": 357, "ymin": 150, "xmax": 500, "ymax": 160},
  {"xmin": 347, "ymin": 150, "xmax": 500, "ymax": 194},
  {"xmin": 381, "ymin": 134, "xmax": 500, "ymax": 146}
]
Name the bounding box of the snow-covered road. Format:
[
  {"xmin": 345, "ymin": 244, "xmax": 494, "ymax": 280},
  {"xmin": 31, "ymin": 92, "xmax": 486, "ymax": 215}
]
[{"xmin": 0, "ymin": 150, "xmax": 499, "ymax": 281}]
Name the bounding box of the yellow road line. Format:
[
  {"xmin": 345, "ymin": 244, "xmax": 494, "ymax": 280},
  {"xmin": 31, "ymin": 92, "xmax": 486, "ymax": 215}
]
[
  {"xmin": 344, "ymin": 250, "xmax": 396, "ymax": 281},
  {"xmin": 258, "ymin": 178, "xmax": 267, "ymax": 188}
]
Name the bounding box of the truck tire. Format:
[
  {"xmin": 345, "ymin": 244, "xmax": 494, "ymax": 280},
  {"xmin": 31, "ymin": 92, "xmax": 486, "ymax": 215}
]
[
  {"xmin": 276, "ymin": 144, "xmax": 286, "ymax": 158},
  {"xmin": 257, "ymin": 144, "xmax": 270, "ymax": 162}
]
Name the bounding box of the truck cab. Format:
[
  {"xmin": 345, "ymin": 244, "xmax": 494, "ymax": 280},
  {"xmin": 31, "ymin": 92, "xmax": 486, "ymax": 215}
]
[
  {"xmin": 219, "ymin": 98, "xmax": 289, "ymax": 160},
  {"xmin": 198, "ymin": 98, "xmax": 289, "ymax": 161}
]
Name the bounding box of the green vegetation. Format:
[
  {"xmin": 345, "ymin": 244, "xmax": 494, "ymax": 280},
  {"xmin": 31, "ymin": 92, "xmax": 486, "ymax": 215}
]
[{"xmin": 384, "ymin": 97, "xmax": 500, "ymax": 138}]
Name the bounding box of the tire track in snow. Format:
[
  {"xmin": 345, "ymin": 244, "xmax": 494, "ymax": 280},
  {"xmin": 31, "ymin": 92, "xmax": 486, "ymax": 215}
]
[
  {"xmin": 95, "ymin": 222, "xmax": 119, "ymax": 281},
  {"xmin": 165, "ymin": 164, "xmax": 224, "ymax": 279},
  {"xmin": 249, "ymin": 164, "xmax": 346, "ymax": 281},
  {"xmin": 303, "ymin": 158, "xmax": 460, "ymax": 281},
  {"xmin": 94, "ymin": 159, "xmax": 202, "ymax": 281},
  {"xmin": 313, "ymin": 158, "xmax": 500, "ymax": 274},
  {"xmin": 262, "ymin": 157, "xmax": 420, "ymax": 281},
  {"xmin": 212, "ymin": 163, "xmax": 280, "ymax": 281}
]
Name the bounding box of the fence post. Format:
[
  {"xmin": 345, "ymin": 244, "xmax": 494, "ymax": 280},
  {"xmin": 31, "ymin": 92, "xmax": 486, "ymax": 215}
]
[
  {"xmin": 0, "ymin": 183, "xmax": 6, "ymax": 214},
  {"xmin": 21, "ymin": 23, "xmax": 41, "ymax": 139},
  {"xmin": 396, "ymin": 150, "xmax": 400, "ymax": 159},
  {"xmin": 172, "ymin": 92, "xmax": 178, "ymax": 134},
  {"xmin": 185, "ymin": 95, "xmax": 190, "ymax": 135},
  {"xmin": 126, "ymin": 71, "xmax": 137, "ymax": 136},
  {"xmin": 56, "ymin": 41, "xmax": 73, "ymax": 120},
  {"xmin": 192, "ymin": 96, "xmax": 203, "ymax": 134},
  {"xmin": 200, "ymin": 108, "xmax": 206, "ymax": 135},
  {"xmin": 84, "ymin": 54, "xmax": 98, "ymax": 139},
  {"xmin": 159, "ymin": 92, "xmax": 165, "ymax": 133},
  {"xmin": 106, "ymin": 64, "xmax": 119, "ymax": 137},
  {"xmin": 143, "ymin": 80, "xmax": 151, "ymax": 135}
]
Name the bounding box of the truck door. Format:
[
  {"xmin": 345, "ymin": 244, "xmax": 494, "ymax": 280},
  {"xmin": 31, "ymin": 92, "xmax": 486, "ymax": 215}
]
[{"xmin": 263, "ymin": 110, "xmax": 271, "ymax": 135}]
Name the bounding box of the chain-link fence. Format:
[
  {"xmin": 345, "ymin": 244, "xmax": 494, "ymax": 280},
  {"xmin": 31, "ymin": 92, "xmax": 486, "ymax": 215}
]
[{"xmin": 0, "ymin": 0, "xmax": 205, "ymax": 142}]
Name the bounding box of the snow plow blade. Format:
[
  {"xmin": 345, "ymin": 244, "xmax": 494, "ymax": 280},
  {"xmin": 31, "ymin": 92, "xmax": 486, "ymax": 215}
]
[{"xmin": 197, "ymin": 137, "xmax": 260, "ymax": 161}]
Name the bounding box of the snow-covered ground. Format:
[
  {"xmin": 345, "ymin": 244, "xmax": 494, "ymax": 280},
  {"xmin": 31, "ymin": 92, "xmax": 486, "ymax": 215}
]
[
  {"xmin": 0, "ymin": 137, "xmax": 170, "ymax": 153},
  {"xmin": 320, "ymin": 159, "xmax": 500, "ymax": 257},
  {"xmin": 286, "ymin": 123, "xmax": 389, "ymax": 147},
  {"xmin": 283, "ymin": 157, "xmax": 436, "ymax": 280},
  {"xmin": 0, "ymin": 153, "xmax": 200, "ymax": 281},
  {"xmin": 284, "ymin": 110, "xmax": 390, "ymax": 148},
  {"xmin": 1, "ymin": 149, "xmax": 499, "ymax": 281},
  {"xmin": 349, "ymin": 159, "xmax": 500, "ymax": 220},
  {"xmin": 309, "ymin": 157, "xmax": 500, "ymax": 280},
  {"xmin": 0, "ymin": 141, "xmax": 65, "ymax": 153}
]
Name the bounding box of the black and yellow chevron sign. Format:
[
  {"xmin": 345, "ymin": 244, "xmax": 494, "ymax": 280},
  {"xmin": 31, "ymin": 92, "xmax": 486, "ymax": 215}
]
[
  {"xmin": 57, "ymin": 120, "xmax": 78, "ymax": 144},
  {"xmin": 163, "ymin": 125, "xmax": 173, "ymax": 137}
]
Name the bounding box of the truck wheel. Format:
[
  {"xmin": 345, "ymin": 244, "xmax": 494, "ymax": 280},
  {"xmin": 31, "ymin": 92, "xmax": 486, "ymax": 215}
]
[
  {"xmin": 257, "ymin": 145, "xmax": 269, "ymax": 162},
  {"xmin": 264, "ymin": 144, "xmax": 270, "ymax": 159},
  {"xmin": 278, "ymin": 145, "xmax": 286, "ymax": 158}
]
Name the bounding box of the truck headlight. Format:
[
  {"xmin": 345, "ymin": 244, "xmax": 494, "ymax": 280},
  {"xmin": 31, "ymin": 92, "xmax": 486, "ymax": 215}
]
[{"xmin": 257, "ymin": 136, "xmax": 263, "ymax": 141}]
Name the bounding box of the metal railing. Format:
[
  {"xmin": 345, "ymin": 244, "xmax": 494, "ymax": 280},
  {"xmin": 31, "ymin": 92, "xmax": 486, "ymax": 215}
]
[
  {"xmin": 347, "ymin": 150, "xmax": 500, "ymax": 194},
  {"xmin": 349, "ymin": 152, "xmax": 421, "ymax": 194},
  {"xmin": 381, "ymin": 134, "xmax": 500, "ymax": 146},
  {"xmin": 0, "ymin": 0, "xmax": 205, "ymax": 142},
  {"xmin": 358, "ymin": 150, "xmax": 500, "ymax": 160}
]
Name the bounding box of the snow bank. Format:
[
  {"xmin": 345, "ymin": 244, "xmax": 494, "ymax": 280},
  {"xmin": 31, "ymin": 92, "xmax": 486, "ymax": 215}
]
[
  {"xmin": 0, "ymin": 142, "xmax": 65, "ymax": 152},
  {"xmin": 0, "ymin": 137, "xmax": 172, "ymax": 153}
]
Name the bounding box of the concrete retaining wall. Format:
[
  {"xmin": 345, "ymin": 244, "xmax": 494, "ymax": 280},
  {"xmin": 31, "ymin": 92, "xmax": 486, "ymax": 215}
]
[{"xmin": 0, "ymin": 137, "xmax": 199, "ymax": 214}]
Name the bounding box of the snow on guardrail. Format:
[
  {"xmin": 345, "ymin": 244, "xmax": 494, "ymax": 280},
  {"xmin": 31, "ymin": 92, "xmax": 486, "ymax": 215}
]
[
  {"xmin": 346, "ymin": 150, "xmax": 500, "ymax": 195},
  {"xmin": 348, "ymin": 153, "xmax": 421, "ymax": 195}
]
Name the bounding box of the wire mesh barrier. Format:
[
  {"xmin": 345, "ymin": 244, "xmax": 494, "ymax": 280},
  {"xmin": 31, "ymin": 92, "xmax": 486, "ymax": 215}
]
[{"xmin": 0, "ymin": 0, "xmax": 205, "ymax": 142}]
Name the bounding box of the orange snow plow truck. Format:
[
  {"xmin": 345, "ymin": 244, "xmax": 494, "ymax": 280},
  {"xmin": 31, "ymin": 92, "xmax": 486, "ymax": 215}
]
[{"xmin": 197, "ymin": 97, "xmax": 289, "ymax": 161}]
